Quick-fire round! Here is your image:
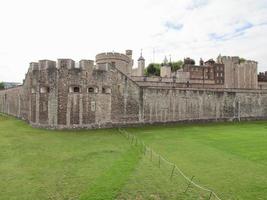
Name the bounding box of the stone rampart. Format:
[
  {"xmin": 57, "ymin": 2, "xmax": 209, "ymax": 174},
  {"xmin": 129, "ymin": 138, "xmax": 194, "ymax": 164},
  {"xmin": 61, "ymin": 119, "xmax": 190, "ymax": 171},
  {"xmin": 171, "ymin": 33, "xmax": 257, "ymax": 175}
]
[{"xmin": 0, "ymin": 54, "xmax": 266, "ymax": 129}]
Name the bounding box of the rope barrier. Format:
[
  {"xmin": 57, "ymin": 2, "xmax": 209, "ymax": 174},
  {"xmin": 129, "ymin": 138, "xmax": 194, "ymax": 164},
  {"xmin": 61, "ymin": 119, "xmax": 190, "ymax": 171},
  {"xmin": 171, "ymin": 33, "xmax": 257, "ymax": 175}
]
[{"xmin": 118, "ymin": 128, "xmax": 222, "ymax": 200}]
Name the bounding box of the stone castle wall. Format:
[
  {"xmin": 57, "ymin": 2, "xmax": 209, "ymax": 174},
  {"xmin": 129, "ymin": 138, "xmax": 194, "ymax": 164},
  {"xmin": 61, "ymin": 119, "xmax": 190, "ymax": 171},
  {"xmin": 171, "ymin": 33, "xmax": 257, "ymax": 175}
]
[
  {"xmin": 142, "ymin": 88, "xmax": 267, "ymax": 123},
  {"xmin": 1, "ymin": 62, "xmax": 267, "ymax": 129},
  {"xmin": 0, "ymin": 52, "xmax": 266, "ymax": 129},
  {"xmin": 259, "ymin": 82, "xmax": 267, "ymax": 90},
  {"xmin": 0, "ymin": 59, "xmax": 142, "ymax": 129}
]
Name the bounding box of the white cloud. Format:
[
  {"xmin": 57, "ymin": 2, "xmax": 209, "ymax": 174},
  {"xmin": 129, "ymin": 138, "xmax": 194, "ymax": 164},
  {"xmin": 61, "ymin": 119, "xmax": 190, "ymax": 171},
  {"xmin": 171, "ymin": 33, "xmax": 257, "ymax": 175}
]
[{"xmin": 0, "ymin": 0, "xmax": 266, "ymax": 82}]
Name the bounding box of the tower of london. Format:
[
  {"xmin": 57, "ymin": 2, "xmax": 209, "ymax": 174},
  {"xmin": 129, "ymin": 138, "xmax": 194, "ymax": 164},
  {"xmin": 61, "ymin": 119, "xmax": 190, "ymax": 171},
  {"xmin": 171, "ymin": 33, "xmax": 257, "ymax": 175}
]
[{"xmin": 0, "ymin": 50, "xmax": 266, "ymax": 129}]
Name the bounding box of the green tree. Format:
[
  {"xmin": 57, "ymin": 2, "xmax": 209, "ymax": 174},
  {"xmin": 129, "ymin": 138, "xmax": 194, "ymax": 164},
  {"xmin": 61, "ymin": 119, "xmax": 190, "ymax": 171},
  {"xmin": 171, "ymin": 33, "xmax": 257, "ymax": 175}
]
[
  {"xmin": 169, "ymin": 60, "xmax": 183, "ymax": 72},
  {"xmin": 239, "ymin": 58, "xmax": 246, "ymax": 63},
  {"xmin": 145, "ymin": 63, "xmax": 161, "ymax": 76},
  {"xmin": 0, "ymin": 82, "xmax": 4, "ymax": 90},
  {"xmin": 145, "ymin": 60, "xmax": 184, "ymax": 76}
]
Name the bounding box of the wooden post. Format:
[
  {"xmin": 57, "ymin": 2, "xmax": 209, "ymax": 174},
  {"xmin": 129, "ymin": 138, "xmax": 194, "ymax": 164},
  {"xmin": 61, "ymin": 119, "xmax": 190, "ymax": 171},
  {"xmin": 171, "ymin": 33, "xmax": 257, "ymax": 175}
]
[
  {"xmin": 170, "ymin": 164, "xmax": 176, "ymax": 180},
  {"xmin": 184, "ymin": 176, "xmax": 195, "ymax": 193},
  {"xmin": 158, "ymin": 155, "xmax": 161, "ymax": 168},
  {"xmin": 131, "ymin": 136, "xmax": 134, "ymax": 144},
  {"xmin": 208, "ymin": 192, "xmax": 213, "ymax": 200},
  {"xmin": 144, "ymin": 145, "xmax": 146, "ymax": 155}
]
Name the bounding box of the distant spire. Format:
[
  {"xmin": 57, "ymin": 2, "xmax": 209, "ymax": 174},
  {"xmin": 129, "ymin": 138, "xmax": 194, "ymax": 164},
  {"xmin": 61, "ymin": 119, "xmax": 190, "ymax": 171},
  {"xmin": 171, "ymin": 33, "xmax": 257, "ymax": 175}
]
[
  {"xmin": 138, "ymin": 48, "xmax": 145, "ymax": 61},
  {"xmin": 200, "ymin": 58, "xmax": 204, "ymax": 66},
  {"xmin": 163, "ymin": 56, "xmax": 168, "ymax": 65}
]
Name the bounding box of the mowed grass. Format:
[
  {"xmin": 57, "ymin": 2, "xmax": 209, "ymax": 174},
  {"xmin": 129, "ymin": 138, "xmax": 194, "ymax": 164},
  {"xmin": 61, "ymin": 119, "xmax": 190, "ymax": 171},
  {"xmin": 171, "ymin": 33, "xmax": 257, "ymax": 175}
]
[
  {"xmin": 123, "ymin": 121, "xmax": 267, "ymax": 199},
  {"xmin": 1, "ymin": 114, "xmax": 267, "ymax": 200},
  {"xmin": 0, "ymin": 114, "xmax": 141, "ymax": 200}
]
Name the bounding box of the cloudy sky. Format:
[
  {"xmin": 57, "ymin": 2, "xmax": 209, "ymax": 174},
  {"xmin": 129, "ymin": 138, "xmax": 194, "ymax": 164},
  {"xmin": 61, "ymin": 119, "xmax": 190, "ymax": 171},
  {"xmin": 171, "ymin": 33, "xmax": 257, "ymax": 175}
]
[{"xmin": 0, "ymin": 0, "xmax": 267, "ymax": 82}]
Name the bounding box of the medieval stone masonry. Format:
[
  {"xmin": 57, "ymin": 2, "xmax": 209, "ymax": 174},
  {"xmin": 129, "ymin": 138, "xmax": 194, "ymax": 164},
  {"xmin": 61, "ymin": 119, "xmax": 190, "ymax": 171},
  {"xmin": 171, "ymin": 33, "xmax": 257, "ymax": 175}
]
[{"xmin": 0, "ymin": 50, "xmax": 267, "ymax": 129}]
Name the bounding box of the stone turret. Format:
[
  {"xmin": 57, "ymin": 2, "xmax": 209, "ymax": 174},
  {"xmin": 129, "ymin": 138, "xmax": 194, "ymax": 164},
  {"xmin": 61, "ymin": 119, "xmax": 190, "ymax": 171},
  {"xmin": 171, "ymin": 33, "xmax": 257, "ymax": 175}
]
[
  {"xmin": 95, "ymin": 50, "xmax": 133, "ymax": 75},
  {"xmin": 79, "ymin": 60, "xmax": 94, "ymax": 70},
  {"xmin": 218, "ymin": 55, "xmax": 258, "ymax": 89},
  {"xmin": 137, "ymin": 51, "xmax": 145, "ymax": 76},
  {"xmin": 160, "ymin": 56, "xmax": 171, "ymax": 78},
  {"xmin": 39, "ymin": 60, "xmax": 56, "ymax": 70},
  {"xmin": 29, "ymin": 62, "xmax": 39, "ymax": 71},
  {"xmin": 126, "ymin": 50, "xmax": 133, "ymax": 60},
  {"xmin": 58, "ymin": 59, "xmax": 75, "ymax": 69}
]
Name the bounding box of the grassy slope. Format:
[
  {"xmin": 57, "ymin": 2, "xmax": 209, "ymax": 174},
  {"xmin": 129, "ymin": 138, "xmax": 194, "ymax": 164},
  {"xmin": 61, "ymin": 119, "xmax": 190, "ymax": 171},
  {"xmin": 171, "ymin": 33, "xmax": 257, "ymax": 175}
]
[
  {"xmin": 122, "ymin": 122, "xmax": 267, "ymax": 199},
  {"xmin": 1, "ymin": 114, "xmax": 267, "ymax": 200},
  {"xmin": 80, "ymin": 147, "xmax": 141, "ymax": 200},
  {"xmin": 0, "ymin": 114, "xmax": 140, "ymax": 200}
]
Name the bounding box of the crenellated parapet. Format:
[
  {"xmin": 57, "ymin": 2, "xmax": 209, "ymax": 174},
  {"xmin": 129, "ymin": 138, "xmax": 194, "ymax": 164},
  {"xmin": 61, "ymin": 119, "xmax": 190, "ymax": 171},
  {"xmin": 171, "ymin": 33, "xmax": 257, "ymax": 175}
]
[
  {"xmin": 79, "ymin": 60, "xmax": 94, "ymax": 70},
  {"xmin": 27, "ymin": 59, "xmax": 95, "ymax": 73},
  {"xmin": 29, "ymin": 62, "xmax": 39, "ymax": 71},
  {"xmin": 217, "ymin": 56, "xmax": 239, "ymax": 64},
  {"xmin": 96, "ymin": 52, "xmax": 131, "ymax": 63},
  {"xmin": 57, "ymin": 59, "xmax": 75, "ymax": 69},
  {"xmin": 39, "ymin": 60, "xmax": 57, "ymax": 70},
  {"xmin": 95, "ymin": 51, "xmax": 133, "ymax": 75}
]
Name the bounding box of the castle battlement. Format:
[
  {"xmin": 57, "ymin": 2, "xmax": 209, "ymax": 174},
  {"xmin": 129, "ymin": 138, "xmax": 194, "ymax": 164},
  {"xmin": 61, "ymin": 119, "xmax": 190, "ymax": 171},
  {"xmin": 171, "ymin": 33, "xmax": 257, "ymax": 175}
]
[
  {"xmin": 29, "ymin": 62, "xmax": 39, "ymax": 71},
  {"xmin": 28, "ymin": 59, "xmax": 98, "ymax": 71},
  {"xmin": 219, "ymin": 56, "xmax": 257, "ymax": 65},
  {"xmin": 238, "ymin": 61, "xmax": 257, "ymax": 68},
  {"xmin": 218, "ymin": 56, "xmax": 239, "ymax": 64},
  {"xmin": 39, "ymin": 60, "xmax": 56, "ymax": 70},
  {"xmin": 96, "ymin": 52, "xmax": 131, "ymax": 63}
]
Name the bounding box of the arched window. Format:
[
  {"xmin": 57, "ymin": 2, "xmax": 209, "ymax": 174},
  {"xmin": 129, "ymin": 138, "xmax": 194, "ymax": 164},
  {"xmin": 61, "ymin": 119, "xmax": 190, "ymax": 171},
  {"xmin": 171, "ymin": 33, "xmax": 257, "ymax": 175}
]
[
  {"xmin": 102, "ymin": 87, "xmax": 106, "ymax": 93},
  {"xmin": 87, "ymin": 87, "xmax": 98, "ymax": 93},
  {"xmin": 69, "ymin": 86, "xmax": 80, "ymax": 93},
  {"xmin": 88, "ymin": 87, "xmax": 94, "ymax": 93}
]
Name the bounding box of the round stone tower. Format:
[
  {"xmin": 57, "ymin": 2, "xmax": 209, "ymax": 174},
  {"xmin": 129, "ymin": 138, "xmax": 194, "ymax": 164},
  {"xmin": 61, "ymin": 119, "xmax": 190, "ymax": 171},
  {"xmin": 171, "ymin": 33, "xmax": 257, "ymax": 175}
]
[{"xmin": 95, "ymin": 50, "xmax": 133, "ymax": 75}]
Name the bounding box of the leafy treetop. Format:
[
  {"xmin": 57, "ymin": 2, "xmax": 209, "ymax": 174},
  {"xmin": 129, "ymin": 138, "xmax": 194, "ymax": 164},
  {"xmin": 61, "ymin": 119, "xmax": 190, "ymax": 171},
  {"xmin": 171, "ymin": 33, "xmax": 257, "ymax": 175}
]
[
  {"xmin": 144, "ymin": 60, "xmax": 183, "ymax": 76},
  {"xmin": 0, "ymin": 82, "xmax": 4, "ymax": 90}
]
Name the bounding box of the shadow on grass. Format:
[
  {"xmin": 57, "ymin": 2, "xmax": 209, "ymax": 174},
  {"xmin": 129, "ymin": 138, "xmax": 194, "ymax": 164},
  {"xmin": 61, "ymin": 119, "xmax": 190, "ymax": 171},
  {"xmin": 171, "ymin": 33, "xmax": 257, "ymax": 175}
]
[{"xmin": 80, "ymin": 147, "xmax": 142, "ymax": 200}]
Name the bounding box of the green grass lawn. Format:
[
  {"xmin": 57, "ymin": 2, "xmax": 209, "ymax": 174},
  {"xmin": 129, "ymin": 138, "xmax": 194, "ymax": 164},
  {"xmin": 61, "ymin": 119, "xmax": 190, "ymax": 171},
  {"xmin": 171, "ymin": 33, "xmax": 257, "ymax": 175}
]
[
  {"xmin": 124, "ymin": 121, "xmax": 267, "ymax": 200},
  {"xmin": 1, "ymin": 114, "xmax": 267, "ymax": 200}
]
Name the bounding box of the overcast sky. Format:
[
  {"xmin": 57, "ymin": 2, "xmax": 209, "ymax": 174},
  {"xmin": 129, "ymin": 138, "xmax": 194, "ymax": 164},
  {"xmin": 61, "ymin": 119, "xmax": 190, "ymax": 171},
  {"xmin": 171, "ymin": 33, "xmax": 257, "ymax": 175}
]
[{"xmin": 0, "ymin": 0, "xmax": 267, "ymax": 82}]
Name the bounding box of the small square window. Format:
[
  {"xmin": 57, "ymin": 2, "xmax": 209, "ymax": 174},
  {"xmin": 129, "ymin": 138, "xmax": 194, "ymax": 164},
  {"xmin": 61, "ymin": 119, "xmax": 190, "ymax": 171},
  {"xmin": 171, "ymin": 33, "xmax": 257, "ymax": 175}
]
[
  {"xmin": 73, "ymin": 87, "xmax": 80, "ymax": 93},
  {"xmin": 40, "ymin": 87, "xmax": 50, "ymax": 94}
]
